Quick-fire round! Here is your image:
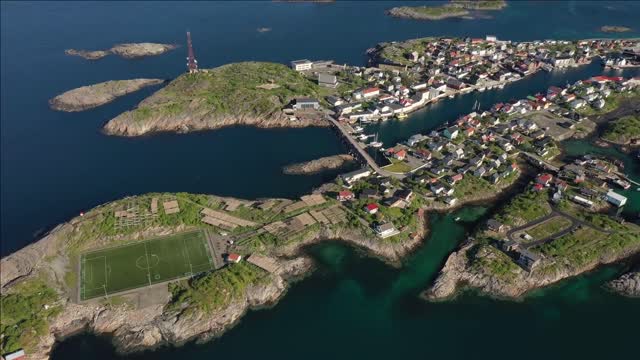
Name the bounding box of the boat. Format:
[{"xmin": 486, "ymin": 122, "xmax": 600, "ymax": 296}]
[
  {"xmin": 478, "ymin": 87, "xmax": 486, "ymax": 92},
  {"xmin": 498, "ymin": 83, "xmax": 505, "ymax": 89},
  {"xmin": 352, "ymin": 126, "xmax": 364, "ymax": 133},
  {"xmin": 357, "ymin": 134, "xmax": 369, "ymax": 141},
  {"xmin": 369, "ymin": 133, "xmax": 383, "ymax": 148},
  {"xmin": 614, "ymin": 179, "xmax": 631, "ymax": 190},
  {"xmin": 448, "ymin": 94, "xmax": 455, "ymax": 99},
  {"xmin": 454, "ymin": 217, "xmax": 461, "ymax": 221},
  {"xmin": 396, "ymin": 113, "xmax": 408, "ymax": 120}
]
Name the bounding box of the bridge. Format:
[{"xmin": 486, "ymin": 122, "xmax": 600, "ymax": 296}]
[
  {"xmin": 520, "ymin": 152, "xmax": 560, "ymax": 173},
  {"xmin": 327, "ymin": 117, "xmax": 405, "ymax": 179}
]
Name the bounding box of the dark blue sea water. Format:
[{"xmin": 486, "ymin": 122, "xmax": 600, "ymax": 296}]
[
  {"xmin": 2, "ymin": 1, "xmax": 640, "ymax": 255},
  {"xmin": 1, "ymin": 2, "xmax": 640, "ymax": 359}
]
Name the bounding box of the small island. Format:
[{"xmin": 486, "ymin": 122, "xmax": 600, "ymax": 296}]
[
  {"xmin": 386, "ymin": 0, "xmax": 507, "ymax": 21},
  {"xmin": 103, "ymin": 62, "xmax": 328, "ymax": 136},
  {"xmin": 600, "ymin": 25, "xmax": 632, "ymax": 33},
  {"xmin": 49, "ymin": 79, "xmax": 165, "ymax": 112},
  {"xmin": 65, "ymin": 43, "xmax": 177, "ymax": 60},
  {"xmin": 607, "ymin": 271, "xmax": 640, "ymax": 297},
  {"xmin": 283, "ymin": 154, "xmax": 355, "ymax": 175}
]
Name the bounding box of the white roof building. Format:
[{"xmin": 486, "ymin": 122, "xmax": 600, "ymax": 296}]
[{"xmin": 606, "ymin": 190, "xmax": 627, "ymax": 207}]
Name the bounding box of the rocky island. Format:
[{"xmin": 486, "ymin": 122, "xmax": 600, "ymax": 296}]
[
  {"xmin": 600, "ymin": 25, "xmax": 633, "ymax": 33},
  {"xmin": 103, "ymin": 62, "xmax": 328, "ymax": 136},
  {"xmin": 283, "ymin": 154, "xmax": 355, "ymax": 175},
  {"xmin": 49, "ymin": 79, "xmax": 165, "ymax": 112},
  {"xmin": 386, "ymin": 0, "xmax": 507, "ymax": 21},
  {"xmin": 607, "ymin": 271, "xmax": 640, "ymax": 297},
  {"xmin": 65, "ymin": 43, "xmax": 177, "ymax": 60}
]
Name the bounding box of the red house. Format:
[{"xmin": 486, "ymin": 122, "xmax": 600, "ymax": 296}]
[
  {"xmin": 337, "ymin": 190, "xmax": 355, "ymax": 202},
  {"xmin": 394, "ymin": 149, "xmax": 407, "ymax": 160},
  {"xmin": 364, "ymin": 203, "xmax": 379, "ymax": 214},
  {"xmin": 536, "ymin": 173, "xmax": 553, "ymax": 186},
  {"xmin": 227, "ymin": 253, "xmax": 242, "ymax": 263}
]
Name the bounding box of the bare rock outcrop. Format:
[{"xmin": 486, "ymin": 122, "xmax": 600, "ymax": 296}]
[
  {"xmin": 103, "ymin": 109, "xmax": 327, "ymax": 137},
  {"xmin": 283, "ymin": 154, "xmax": 355, "ymax": 175},
  {"xmin": 49, "ymin": 79, "xmax": 165, "ymax": 112},
  {"xmin": 607, "ymin": 271, "xmax": 640, "ymax": 297}
]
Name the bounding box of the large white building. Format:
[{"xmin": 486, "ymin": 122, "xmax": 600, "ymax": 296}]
[
  {"xmin": 290, "ymin": 59, "xmax": 313, "ymax": 71},
  {"xmin": 606, "ymin": 190, "xmax": 628, "ymax": 207}
]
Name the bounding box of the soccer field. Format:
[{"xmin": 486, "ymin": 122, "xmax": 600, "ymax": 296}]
[{"xmin": 80, "ymin": 230, "xmax": 214, "ymax": 301}]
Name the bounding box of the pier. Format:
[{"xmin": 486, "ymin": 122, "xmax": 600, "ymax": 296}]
[{"xmin": 327, "ymin": 117, "xmax": 405, "ymax": 179}]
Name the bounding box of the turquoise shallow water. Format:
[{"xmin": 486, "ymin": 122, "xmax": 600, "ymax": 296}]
[{"xmin": 51, "ymin": 207, "xmax": 640, "ymax": 360}]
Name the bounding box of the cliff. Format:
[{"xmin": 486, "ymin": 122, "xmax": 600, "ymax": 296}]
[
  {"xmin": 283, "ymin": 154, "xmax": 355, "ymax": 175},
  {"xmin": 49, "ymin": 79, "xmax": 165, "ymax": 112},
  {"xmin": 103, "ymin": 62, "xmax": 327, "ymax": 136},
  {"xmin": 65, "ymin": 43, "xmax": 176, "ymax": 60},
  {"xmin": 607, "ymin": 271, "xmax": 640, "ymax": 297}
]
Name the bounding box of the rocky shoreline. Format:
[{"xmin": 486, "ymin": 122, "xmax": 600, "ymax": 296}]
[
  {"xmin": 49, "ymin": 79, "xmax": 165, "ymax": 112},
  {"xmin": 424, "ymin": 238, "xmax": 640, "ymax": 301},
  {"xmin": 65, "ymin": 43, "xmax": 177, "ymax": 60},
  {"xmin": 283, "ymin": 154, "xmax": 354, "ymax": 175},
  {"xmin": 103, "ymin": 111, "xmax": 329, "ymax": 136},
  {"xmin": 0, "ymin": 192, "xmax": 426, "ymax": 359}
]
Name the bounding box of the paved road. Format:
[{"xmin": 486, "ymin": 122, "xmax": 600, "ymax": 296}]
[
  {"xmin": 327, "ymin": 117, "xmax": 405, "ymax": 179},
  {"xmin": 507, "ymin": 205, "xmax": 613, "ymax": 248}
]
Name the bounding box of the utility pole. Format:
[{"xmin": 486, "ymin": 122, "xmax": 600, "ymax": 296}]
[{"xmin": 186, "ymin": 31, "xmax": 198, "ymax": 73}]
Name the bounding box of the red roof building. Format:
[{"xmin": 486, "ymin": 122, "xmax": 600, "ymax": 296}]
[
  {"xmin": 337, "ymin": 190, "xmax": 355, "ymax": 201},
  {"xmin": 227, "ymin": 253, "xmax": 242, "ymax": 263},
  {"xmin": 536, "ymin": 173, "xmax": 553, "ymax": 185},
  {"xmin": 365, "ymin": 203, "xmax": 379, "ymax": 214},
  {"xmin": 394, "ymin": 149, "xmax": 407, "ymax": 160}
]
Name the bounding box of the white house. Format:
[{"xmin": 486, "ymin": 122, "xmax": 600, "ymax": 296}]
[{"xmin": 375, "ymin": 222, "xmax": 398, "ymax": 238}]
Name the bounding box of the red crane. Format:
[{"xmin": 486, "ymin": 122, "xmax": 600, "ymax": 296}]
[{"xmin": 186, "ymin": 31, "xmax": 198, "ymax": 73}]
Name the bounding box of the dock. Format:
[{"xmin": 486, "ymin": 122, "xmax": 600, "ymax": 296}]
[{"xmin": 327, "ymin": 117, "xmax": 405, "ymax": 179}]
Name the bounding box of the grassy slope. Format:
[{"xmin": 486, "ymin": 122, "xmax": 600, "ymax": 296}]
[
  {"xmin": 129, "ymin": 62, "xmax": 322, "ymax": 123},
  {"xmin": 1, "ymin": 279, "xmax": 62, "ymax": 353},
  {"xmin": 602, "ymin": 115, "xmax": 640, "ymax": 144},
  {"xmin": 494, "ymin": 189, "xmax": 551, "ymax": 226},
  {"xmin": 167, "ymin": 262, "xmax": 269, "ymax": 314}
]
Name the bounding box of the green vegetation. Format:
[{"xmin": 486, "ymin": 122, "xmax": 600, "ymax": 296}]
[
  {"xmin": 535, "ymin": 226, "xmax": 640, "ymax": 268},
  {"xmin": 494, "ymin": 190, "xmax": 551, "ymax": 226},
  {"xmin": 382, "ymin": 159, "xmax": 412, "ymax": 173},
  {"xmin": 128, "ymin": 62, "xmax": 322, "ymax": 122},
  {"xmin": 525, "ymin": 216, "xmax": 572, "ymax": 240},
  {"xmin": 602, "ymin": 115, "xmax": 640, "ymax": 144},
  {"xmin": 80, "ymin": 230, "xmax": 214, "ymax": 300},
  {"xmin": 468, "ymin": 243, "xmax": 519, "ymax": 281},
  {"xmin": 168, "ymin": 262, "xmax": 268, "ymax": 314},
  {"xmin": 376, "ymin": 37, "xmax": 434, "ymax": 65},
  {"xmin": 454, "ymin": 175, "xmax": 493, "ymax": 198},
  {"xmin": 406, "ymin": 5, "xmax": 469, "ymax": 18},
  {"xmin": 1, "ymin": 279, "xmax": 62, "ymax": 353},
  {"xmin": 450, "ymin": 0, "xmax": 507, "ymax": 10}
]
